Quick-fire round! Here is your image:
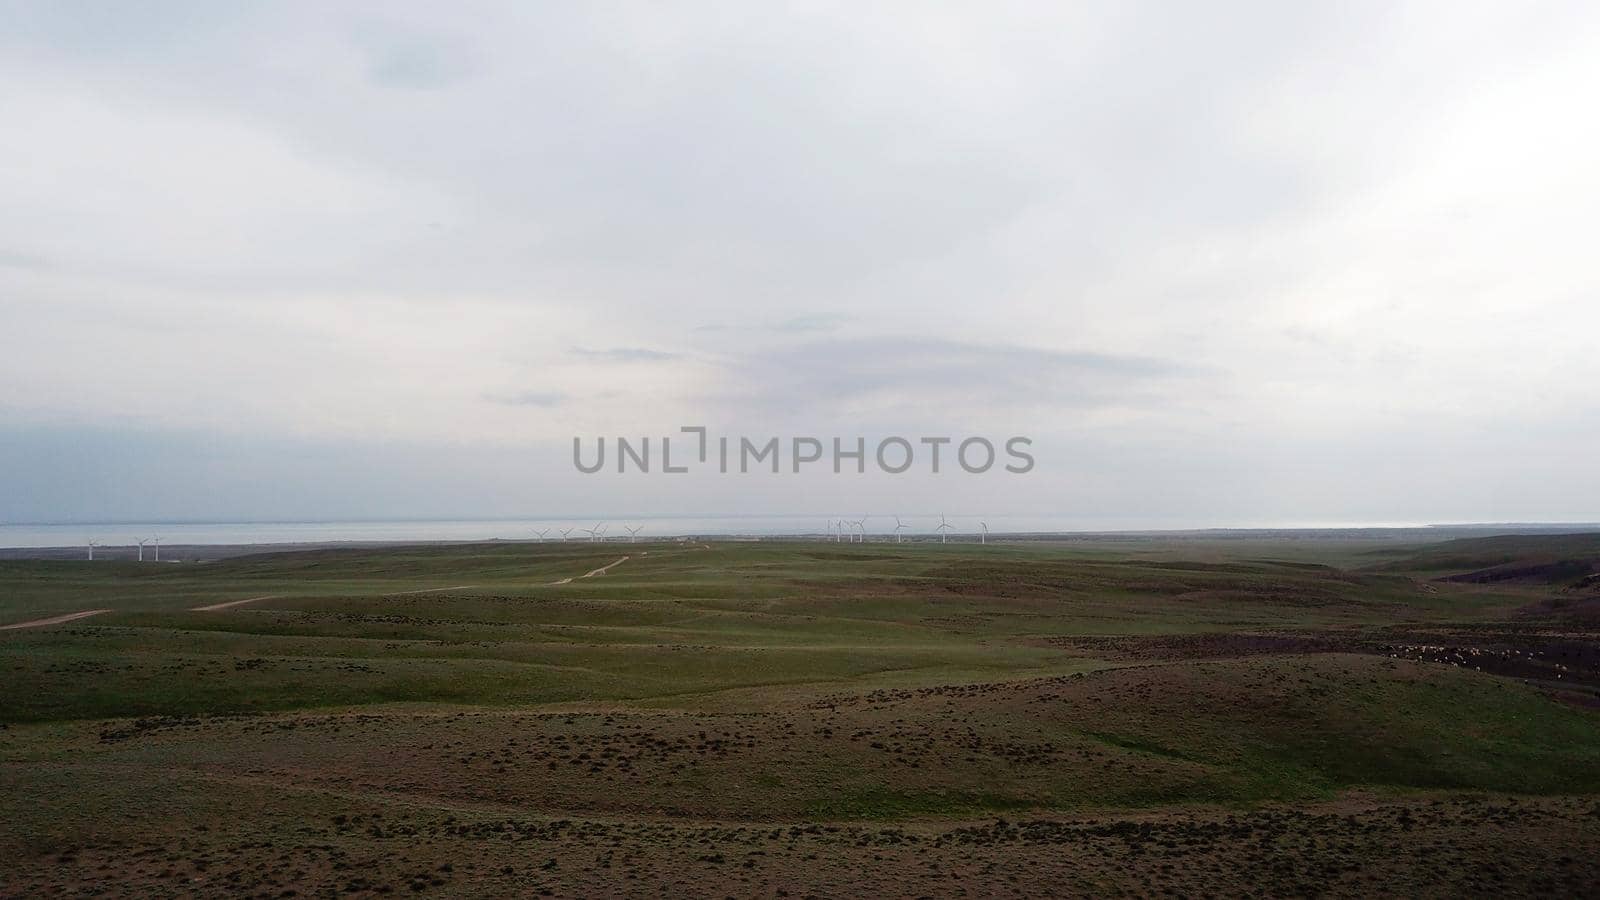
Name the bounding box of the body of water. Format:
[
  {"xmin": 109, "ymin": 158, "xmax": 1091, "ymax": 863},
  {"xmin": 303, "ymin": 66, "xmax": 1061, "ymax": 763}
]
[{"xmin": 0, "ymin": 516, "xmax": 1455, "ymax": 548}]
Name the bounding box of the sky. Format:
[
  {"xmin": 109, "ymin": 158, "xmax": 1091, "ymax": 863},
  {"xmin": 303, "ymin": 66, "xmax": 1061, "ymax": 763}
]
[{"xmin": 2, "ymin": 1, "xmax": 1598, "ymax": 528}]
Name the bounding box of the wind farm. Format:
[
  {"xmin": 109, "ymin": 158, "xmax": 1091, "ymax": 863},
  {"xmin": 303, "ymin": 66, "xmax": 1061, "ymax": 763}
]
[
  {"xmin": 5, "ymin": 1, "xmax": 1600, "ymax": 894},
  {"xmin": 29, "ymin": 514, "xmax": 1551, "ymax": 563}
]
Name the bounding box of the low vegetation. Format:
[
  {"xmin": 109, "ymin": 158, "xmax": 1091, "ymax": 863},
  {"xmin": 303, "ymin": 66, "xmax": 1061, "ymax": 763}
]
[{"xmin": 2, "ymin": 534, "xmax": 1597, "ymax": 895}]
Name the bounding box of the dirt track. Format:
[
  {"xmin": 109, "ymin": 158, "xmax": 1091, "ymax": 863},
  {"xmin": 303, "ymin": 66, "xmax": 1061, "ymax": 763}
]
[
  {"xmin": 0, "ymin": 609, "xmax": 110, "ymax": 630},
  {"xmin": 581, "ymin": 556, "xmax": 630, "ymax": 578},
  {"xmin": 192, "ymin": 595, "xmax": 281, "ymax": 612},
  {"xmin": 544, "ymin": 554, "xmax": 633, "ymax": 584},
  {"xmin": 192, "ymin": 558, "xmax": 635, "ymax": 611}
]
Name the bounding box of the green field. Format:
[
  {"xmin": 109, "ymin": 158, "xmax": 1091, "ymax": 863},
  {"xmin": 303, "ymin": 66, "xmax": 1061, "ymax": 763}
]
[{"xmin": 3, "ymin": 535, "xmax": 1599, "ymax": 896}]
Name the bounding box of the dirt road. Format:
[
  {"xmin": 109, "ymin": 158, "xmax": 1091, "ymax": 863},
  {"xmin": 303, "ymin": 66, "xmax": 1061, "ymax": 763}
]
[
  {"xmin": 191, "ymin": 595, "xmax": 281, "ymax": 612},
  {"xmin": 0, "ymin": 609, "xmax": 110, "ymax": 630},
  {"xmin": 581, "ymin": 556, "xmax": 630, "ymax": 578},
  {"xmin": 192, "ymin": 559, "xmax": 633, "ymax": 612}
]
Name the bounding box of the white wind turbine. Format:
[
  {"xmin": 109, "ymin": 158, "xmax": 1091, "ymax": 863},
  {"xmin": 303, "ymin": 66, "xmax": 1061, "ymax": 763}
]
[
  {"xmin": 534, "ymin": 528, "xmax": 550, "ymax": 542},
  {"xmin": 625, "ymin": 525, "xmax": 643, "ymax": 543},
  {"xmin": 559, "ymin": 527, "xmax": 575, "ymax": 542},
  {"xmin": 980, "ymin": 521, "xmax": 989, "ymax": 545},
  {"xmin": 834, "ymin": 519, "xmax": 844, "ymax": 543},
  {"xmin": 86, "ymin": 539, "xmax": 100, "ymax": 561},
  {"xmin": 934, "ymin": 515, "xmax": 953, "ymax": 544},
  {"xmin": 892, "ymin": 516, "xmax": 908, "ymax": 543},
  {"xmin": 151, "ymin": 536, "xmax": 162, "ymax": 562},
  {"xmin": 856, "ymin": 515, "xmax": 870, "ymax": 543},
  {"xmin": 582, "ymin": 525, "xmax": 601, "ymax": 542},
  {"xmin": 136, "ymin": 538, "xmax": 149, "ymax": 561}
]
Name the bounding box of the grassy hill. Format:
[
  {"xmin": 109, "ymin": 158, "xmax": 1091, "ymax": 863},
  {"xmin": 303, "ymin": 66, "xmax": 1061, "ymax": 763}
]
[{"xmin": 2, "ymin": 536, "xmax": 1598, "ymax": 895}]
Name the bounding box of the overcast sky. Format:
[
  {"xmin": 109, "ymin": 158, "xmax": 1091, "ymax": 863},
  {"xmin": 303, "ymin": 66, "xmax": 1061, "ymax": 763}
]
[{"xmin": 2, "ymin": 1, "xmax": 1598, "ymax": 527}]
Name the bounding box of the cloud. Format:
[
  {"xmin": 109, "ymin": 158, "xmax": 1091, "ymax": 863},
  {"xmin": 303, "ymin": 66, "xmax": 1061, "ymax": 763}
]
[
  {"xmin": 357, "ymin": 25, "xmax": 477, "ymax": 91},
  {"xmin": 709, "ymin": 337, "xmax": 1203, "ymax": 418},
  {"xmin": 0, "ymin": 248, "xmax": 51, "ymax": 271},
  {"xmin": 483, "ymin": 390, "xmax": 566, "ymax": 408},
  {"xmin": 570, "ymin": 346, "xmax": 680, "ymax": 363},
  {"xmin": 1, "ymin": 2, "xmax": 1598, "ymax": 524},
  {"xmin": 770, "ymin": 315, "xmax": 849, "ymax": 334},
  {"xmin": 693, "ymin": 315, "xmax": 850, "ymax": 335}
]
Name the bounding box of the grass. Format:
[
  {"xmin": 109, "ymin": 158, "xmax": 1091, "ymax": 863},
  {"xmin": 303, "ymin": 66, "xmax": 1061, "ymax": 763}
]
[{"xmin": 1, "ymin": 535, "xmax": 1597, "ymax": 895}]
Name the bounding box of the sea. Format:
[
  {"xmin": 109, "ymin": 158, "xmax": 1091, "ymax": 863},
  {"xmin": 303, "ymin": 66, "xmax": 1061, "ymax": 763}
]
[{"xmin": 0, "ymin": 515, "xmax": 1462, "ymax": 549}]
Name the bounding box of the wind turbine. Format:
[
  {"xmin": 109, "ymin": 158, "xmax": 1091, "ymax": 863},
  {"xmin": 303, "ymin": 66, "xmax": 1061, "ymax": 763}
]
[
  {"xmin": 935, "ymin": 515, "xmax": 953, "ymax": 544},
  {"xmin": 559, "ymin": 527, "xmax": 575, "ymax": 542},
  {"xmin": 851, "ymin": 519, "xmax": 867, "ymax": 543},
  {"xmin": 534, "ymin": 528, "xmax": 550, "ymax": 542},
  {"xmin": 86, "ymin": 539, "xmax": 100, "ymax": 561},
  {"xmin": 625, "ymin": 524, "xmax": 643, "ymax": 543},
  {"xmin": 582, "ymin": 525, "xmax": 601, "ymax": 542},
  {"xmin": 892, "ymin": 516, "xmax": 908, "ymax": 544},
  {"xmin": 151, "ymin": 537, "xmax": 162, "ymax": 562},
  {"xmin": 835, "ymin": 519, "xmax": 845, "ymax": 543},
  {"xmin": 136, "ymin": 538, "xmax": 149, "ymax": 561},
  {"xmin": 980, "ymin": 521, "xmax": 989, "ymax": 545},
  {"xmin": 596, "ymin": 523, "xmax": 609, "ymax": 541}
]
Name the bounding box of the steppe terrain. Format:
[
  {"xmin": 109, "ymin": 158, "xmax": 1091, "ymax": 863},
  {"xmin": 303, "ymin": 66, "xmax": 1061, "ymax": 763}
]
[{"xmin": 3, "ymin": 533, "xmax": 1599, "ymax": 896}]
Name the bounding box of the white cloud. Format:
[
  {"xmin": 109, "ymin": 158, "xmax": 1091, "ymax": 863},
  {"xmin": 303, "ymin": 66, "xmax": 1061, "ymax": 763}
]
[{"xmin": 1, "ymin": 1, "xmax": 1598, "ymax": 523}]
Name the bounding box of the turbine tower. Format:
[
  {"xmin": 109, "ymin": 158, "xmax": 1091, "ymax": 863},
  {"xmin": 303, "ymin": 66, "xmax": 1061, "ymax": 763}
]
[
  {"xmin": 581, "ymin": 525, "xmax": 600, "ymax": 542},
  {"xmin": 534, "ymin": 528, "xmax": 550, "ymax": 542},
  {"xmin": 86, "ymin": 539, "xmax": 100, "ymax": 561},
  {"xmin": 151, "ymin": 536, "xmax": 162, "ymax": 562},
  {"xmin": 892, "ymin": 516, "xmax": 908, "ymax": 544},
  {"xmin": 559, "ymin": 527, "xmax": 575, "ymax": 542},
  {"xmin": 979, "ymin": 521, "xmax": 989, "ymax": 545},
  {"xmin": 625, "ymin": 524, "xmax": 643, "ymax": 543},
  {"xmin": 136, "ymin": 538, "xmax": 149, "ymax": 562},
  {"xmin": 935, "ymin": 515, "xmax": 953, "ymax": 544}
]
